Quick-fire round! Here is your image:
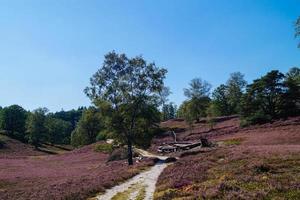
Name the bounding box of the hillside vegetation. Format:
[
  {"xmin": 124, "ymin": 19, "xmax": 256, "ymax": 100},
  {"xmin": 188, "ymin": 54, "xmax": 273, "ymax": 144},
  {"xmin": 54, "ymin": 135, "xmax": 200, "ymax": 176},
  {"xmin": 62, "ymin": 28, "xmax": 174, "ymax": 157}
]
[
  {"xmin": 153, "ymin": 116, "xmax": 300, "ymax": 199},
  {"xmin": 0, "ymin": 140, "xmax": 154, "ymax": 200}
]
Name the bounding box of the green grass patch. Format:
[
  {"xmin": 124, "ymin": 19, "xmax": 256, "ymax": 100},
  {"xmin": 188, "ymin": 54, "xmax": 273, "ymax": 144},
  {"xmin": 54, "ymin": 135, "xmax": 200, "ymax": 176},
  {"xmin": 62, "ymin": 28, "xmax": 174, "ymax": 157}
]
[
  {"xmin": 111, "ymin": 188, "xmax": 132, "ymax": 200},
  {"xmin": 154, "ymin": 188, "xmax": 189, "ymax": 200},
  {"xmin": 222, "ymin": 138, "xmax": 244, "ymax": 146},
  {"xmin": 135, "ymin": 185, "xmax": 146, "ymax": 200},
  {"xmin": 94, "ymin": 143, "xmax": 113, "ymax": 153},
  {"xmin": 111, "ymin": 183, "xmax": 145, "ymax": 200}
]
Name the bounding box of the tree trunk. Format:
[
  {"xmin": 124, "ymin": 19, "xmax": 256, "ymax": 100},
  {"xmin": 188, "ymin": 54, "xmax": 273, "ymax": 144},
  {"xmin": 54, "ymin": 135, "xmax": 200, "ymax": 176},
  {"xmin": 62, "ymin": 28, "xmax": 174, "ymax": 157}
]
[{"xmin": 127, "ymin": 139, "xmax": 133, "ymax": 165}]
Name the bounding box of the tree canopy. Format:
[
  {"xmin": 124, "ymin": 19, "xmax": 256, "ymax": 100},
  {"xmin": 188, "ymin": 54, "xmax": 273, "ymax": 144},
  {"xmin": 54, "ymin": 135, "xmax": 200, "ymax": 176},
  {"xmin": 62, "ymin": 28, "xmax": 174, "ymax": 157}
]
[
  {"xmin": 240, "ymin": 68, "xmax": 300, "ymax": 126},
  {"xmin": 71, "ymin": 107, "xmax": 103, "ymax": 147},
  {"xmin": 26, "ymin": 108, "xmax": 48, "ymax": 148},
  {"xmin": 0, "ymin": 105, "xmax": 27, "ymax": 141},
  {"xmin": 212, "ymin": 72, "xmax": 247, "ymax": 116},
  {"xmin": 182, "ymin": 78, "xmax": 211, "ymax": 123},
  {"xmin": 84, "ymin": 51, "xmax": 167, "ymax": 165},
  {"xmin": 296, "ymin": 16, "xmax": 300, "ymax": 48}
]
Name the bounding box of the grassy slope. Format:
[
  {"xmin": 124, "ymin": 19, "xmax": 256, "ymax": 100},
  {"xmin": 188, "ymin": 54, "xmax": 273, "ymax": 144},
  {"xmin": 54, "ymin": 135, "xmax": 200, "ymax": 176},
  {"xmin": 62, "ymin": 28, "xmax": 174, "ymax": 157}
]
[
  {"xmin": 0, "ymin": 138, "xmax": 154, "ymax": 200},
  {"xmin": 154, "ymin": 117, "xmax": 300, "ymax": 200}
]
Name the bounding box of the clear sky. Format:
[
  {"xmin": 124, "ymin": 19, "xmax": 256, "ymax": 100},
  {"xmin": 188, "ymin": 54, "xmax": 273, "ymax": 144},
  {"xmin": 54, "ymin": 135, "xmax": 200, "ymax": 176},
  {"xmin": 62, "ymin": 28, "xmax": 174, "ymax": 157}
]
[{"xmin": 0, "ymin": 0, "xmax": 299, "ymax": 111}]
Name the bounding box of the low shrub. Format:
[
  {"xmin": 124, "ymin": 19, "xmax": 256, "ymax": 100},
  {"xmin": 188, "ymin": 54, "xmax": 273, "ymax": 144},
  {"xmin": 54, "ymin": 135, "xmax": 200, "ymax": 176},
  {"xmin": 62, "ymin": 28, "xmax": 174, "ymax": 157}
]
[
  {"xmin": 94, "ymin": 143, "xmax": 113, "ymax": 153},
  {"xmin": 0, "ymin": 139, "xmax": 5, "ymax": 149},
  {"xmin": 107, "ymin": 147, "xmax": 139, "ymax": 162},
  {"xmin": 254, "ymin": 164, "xmax": 271, "ymax": 173},
  {"xmin": 165, "ymin": 157, "xmax": 177, "ymax": 163},
  {"xmin": 240, "ymin": 113, "xmax": 272, "ymax": 127},
  {"xmin": 96, "ymin": 130, "xmax": 111, "ymax": 141},
  {"xmin": 223, "ymin": 138, "xmax": 243, "ymax": 146},
  {"xmin": 108, "ymin": 147, "xmax": 127, "ymax": 161},
  {"xmin": 154, "ymin": 188, "xmax": 184, "ymax": 200}
]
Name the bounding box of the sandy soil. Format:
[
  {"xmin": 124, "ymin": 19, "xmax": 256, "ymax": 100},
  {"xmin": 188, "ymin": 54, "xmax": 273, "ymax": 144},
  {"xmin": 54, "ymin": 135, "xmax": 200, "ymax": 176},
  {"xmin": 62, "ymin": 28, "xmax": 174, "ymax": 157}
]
[
  {"xmin": 95, "ymin": 161, "xmax": 168, "ymax": 200},
  {"xmin": 94, "ymin": 149, "xmax": 169, "ymax": 200}
]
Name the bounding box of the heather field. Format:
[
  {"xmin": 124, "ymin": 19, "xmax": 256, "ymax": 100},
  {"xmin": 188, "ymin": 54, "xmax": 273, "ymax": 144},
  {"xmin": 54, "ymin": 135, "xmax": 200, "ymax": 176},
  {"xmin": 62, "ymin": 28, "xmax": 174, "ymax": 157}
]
[
  {"xmin": 1, "ymin": 117, "xmax": 299, "ymax": 200},
  {"xmin": 0, "ymin": 141, "xmax": 154, "ymax": 200},
  {"xmin": 154, "ymin": 117, "xmax": 300, "ymax": 199}
]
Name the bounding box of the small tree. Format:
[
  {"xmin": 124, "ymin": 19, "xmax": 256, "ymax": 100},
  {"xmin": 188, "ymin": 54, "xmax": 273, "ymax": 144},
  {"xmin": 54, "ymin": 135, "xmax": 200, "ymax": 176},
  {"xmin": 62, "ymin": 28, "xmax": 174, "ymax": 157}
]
[
  {"xmin": 71, "ymin": 107, "xmax": 102, "ymax": 147},
  {"xmin": 45, "ymin": 117, "xmax": 72, "ymax": 145},
  {"xmin": 212, "ymin": 84, "xmax": 231, "ymax": 116},
  {"xmin": 183, "ymin": 78, "xmax": 211, "ymax": 122},
  {"xmin": 26, "ymin": 108, "xmax": 48, "ymax": 149},
  {"xmin": 226, "ymin": 72, "xmax": 247, "ymax": 114},
  {"xmin": 0, "ymin": 105, "xmax": 27, "ymax": 141},
  {"xmin": 184, "ymin": 78, "xmax": 211, "ymax": 99},
  {"xmin": 241, "ymin": 70, "xmax": 285, "ymax": 125},
  {"xmin": 159, "ymin": 86, "xmax": 171, "ymax": 107},
  {"xmin": 206, "ymin": 103, "xmax": 216, "ymax": 131},
  {"xmin": 161, "ymin": 102, "xmax": 177, "ymax": 121},
  {"xmin": 283, "ymin": 67, "xmax": 300, "ymax": 117},
  {"xmin": 85, "ymin": 51, "xmax": 167, "ymax": 165}
]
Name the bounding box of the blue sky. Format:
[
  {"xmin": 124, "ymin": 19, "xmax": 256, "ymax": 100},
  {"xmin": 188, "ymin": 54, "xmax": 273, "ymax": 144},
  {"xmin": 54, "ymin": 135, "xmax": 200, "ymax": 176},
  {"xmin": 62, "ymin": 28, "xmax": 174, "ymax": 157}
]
[{"xmin": 0, "ymin": 0, "xmax": 299, "ymax": 111}]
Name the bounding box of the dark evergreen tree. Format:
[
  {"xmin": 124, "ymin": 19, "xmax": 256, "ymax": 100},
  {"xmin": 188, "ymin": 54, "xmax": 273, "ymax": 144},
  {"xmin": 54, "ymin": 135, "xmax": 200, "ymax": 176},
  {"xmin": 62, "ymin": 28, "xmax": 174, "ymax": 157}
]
[{"xmin": 0, "ymin": 105, "xmax": 27, "ymax": 141}]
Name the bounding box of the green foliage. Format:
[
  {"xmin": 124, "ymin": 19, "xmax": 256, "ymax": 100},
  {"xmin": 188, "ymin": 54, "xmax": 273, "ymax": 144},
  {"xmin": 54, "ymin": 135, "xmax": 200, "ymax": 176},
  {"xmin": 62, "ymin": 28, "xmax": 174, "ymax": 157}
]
[
  {"xmin": 181, "ymin": 78, "xmax": 211, "ymax": 123},
  {"xmin": 212, "ymin": 72, "xmax": 246, "ymax": 116},
  {"xmin": 0, "ymin": 138, "xmax": 5, "ymax": 149},
  {"xmin": 26, "ymin": 108, "xmax": 48, "ymax": 148},
  {"xmin": 84, "ymin": 51, "xmax": 167, "ymax": 165},
  {"xmin": 96, "ymin": 130, "xmax": 110, "ymax": 141},
  {"xmin": 222, "ymin": 138, "xmax": 243, "ymax": 146},
  {"xmin": 0, "ymin": 105, "xmax": 27, "ymax": 141},
  {"xmin": 241, "ymin": 70, "xmax": 285, "ymax": 125},
  {"xmin": 206, "ymin": 103, "xmax": 217, "ymax": 130},
  {"xmin": 45, "ymin": 117, "xmax": 72, "ymax": 144},
  {"xmin": 282, "ymin": 67, "xmax": 300, "ymax": 117},
  {"xmin": 94, "ymin": 143, "xmax": 113, "ymax": 153},
  {"xmin": 296, "ymin": 16, "xmax": 300, "ymax": 48},
  {"xmin": 71, "ymin": 107, "xmax": 102, "ymax": 147},
  {"xmin": 161, "ymin": 102, "xmax": 177, "ymax": 121},
  {"xmin": 212, "ymin": 84, "xmax": 231, "ymax": 116},
  {"xmin": 184, "ymin": 78, "xmax": 211, "ymax": 99},
  {"xmin": 226, "ymin": 72, "xmax": 247, "ymax": 114},
  {"xmin": 240, "ymin": 68, "xmax": 300, "ymax": 126},
  {"xmin": 177, "ymin": 100, "xmax": 194, "ymax": 127},
  {"xmin": 178, "ymin": 97, "xmax": 210, "ymax": 125},
  {"xmin": 159, "ymin": 86, "xmax": 171, "ymax": 106},
  {"xmin": 107, "ymin": 147, "xmax": 128, "ymax": 161},
  {"xmin": 52, "ymin": 107, "xmax": 85, "ymax": 130}
]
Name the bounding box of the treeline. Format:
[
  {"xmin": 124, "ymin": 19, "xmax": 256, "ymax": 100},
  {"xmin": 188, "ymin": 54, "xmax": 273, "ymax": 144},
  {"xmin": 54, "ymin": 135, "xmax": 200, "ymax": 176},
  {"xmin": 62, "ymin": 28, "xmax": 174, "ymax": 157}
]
[
  {"xmin": 0, "ymin": 106, "xmax": 84, "ymax": 148},
  {"xmin": 176, "ymin": 67, "xmax": 300, "ymax": 127}
]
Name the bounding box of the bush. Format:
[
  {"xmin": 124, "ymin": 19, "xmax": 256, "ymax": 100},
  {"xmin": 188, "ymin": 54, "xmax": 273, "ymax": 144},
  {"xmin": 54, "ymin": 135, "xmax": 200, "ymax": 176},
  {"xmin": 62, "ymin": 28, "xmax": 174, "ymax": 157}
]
[
  {"xmin": 96, "ymin": 130, "xmax": 110, "ymax": 141},
  {"xmin": 107, "ymin": 147, "xmax": 128, "ymax": 161},
  {"xmin": 0, "ymin": 139, "xmax": 5, "ymax": 149},
  {"xmin": 107, "ymin": 147, "xmax": 139, "ymax": 162},
  {"xmin": 94, "ymin": 143, "xmax": 113, "ymax": 153},
  {"xmin": 240, "ymin": 112, "xmax": 272, "ymax": 127}
]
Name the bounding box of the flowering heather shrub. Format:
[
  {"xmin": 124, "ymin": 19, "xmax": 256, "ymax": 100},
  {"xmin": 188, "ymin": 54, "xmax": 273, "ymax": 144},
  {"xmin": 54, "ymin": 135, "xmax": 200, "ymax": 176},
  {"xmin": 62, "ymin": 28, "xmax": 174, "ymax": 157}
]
[
  {"xmin": 155, "ymin": 148, "xmax": 300, "ymax": 199},
  {"xmin": 0, "ymin": 142, "xmax": 155, "ymax": 200},
  {"xmin": 154, "ymin": 117, "xmax": 300, "ymax": 200}
]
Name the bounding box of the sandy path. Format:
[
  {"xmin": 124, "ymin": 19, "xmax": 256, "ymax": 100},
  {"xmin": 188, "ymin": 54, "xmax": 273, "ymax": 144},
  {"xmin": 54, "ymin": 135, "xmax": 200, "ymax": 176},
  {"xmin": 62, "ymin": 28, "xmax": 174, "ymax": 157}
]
[{"xmin": 94, "ymin": 149, "xmax": 168, "ymax": 200}]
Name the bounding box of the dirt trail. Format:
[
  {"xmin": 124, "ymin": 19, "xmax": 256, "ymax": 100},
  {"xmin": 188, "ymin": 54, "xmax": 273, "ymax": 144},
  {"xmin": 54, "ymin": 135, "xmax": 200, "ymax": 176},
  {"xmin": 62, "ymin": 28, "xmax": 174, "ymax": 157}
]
[{"xmin": 94, "ymin": 149, "xmax": 169, "ymax": 200}]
